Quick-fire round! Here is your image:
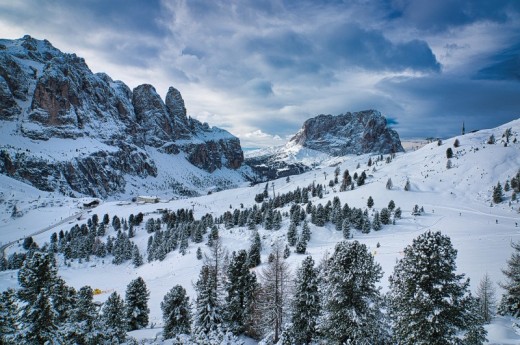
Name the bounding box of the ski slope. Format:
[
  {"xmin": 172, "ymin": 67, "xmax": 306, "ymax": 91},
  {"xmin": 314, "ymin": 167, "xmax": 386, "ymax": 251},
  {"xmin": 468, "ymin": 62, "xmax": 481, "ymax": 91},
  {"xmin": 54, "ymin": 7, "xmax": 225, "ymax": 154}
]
[{"xmin": 1, "ymin": 119, "xmax": 519, "ymax": 343}]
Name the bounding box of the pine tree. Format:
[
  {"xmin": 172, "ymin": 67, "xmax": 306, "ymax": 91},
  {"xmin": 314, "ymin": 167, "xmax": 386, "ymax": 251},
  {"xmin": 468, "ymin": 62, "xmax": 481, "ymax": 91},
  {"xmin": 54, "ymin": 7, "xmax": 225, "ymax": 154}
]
[
  {"xmin": 380, "ymin": 207, "xmax": 391, "ymax": 225},
  {"xmin": 195, "ymin": 265, "xmax": 222, "ymax": 334},
  {"xmin": 301, "ymin": 220, "xmax": 311, "ymax": 242},
  {"xmin": 162, "ymin": 285, "xmax": 192, "ymax": 338},
  {"xmin": 342, "ymin": 218, "xmax": 351, "ymax": 239},
  {"xmin": 18, "ymin": 252, "xmax": 57, "ymax": 305},
  {"xmin": 287, "ymin": 221, "xmax": 297, "ymax": 246},
  {"xmin": 319, "ymin": 241, "xmax": 387, "ymax": 343},
  {"xmin": 295, "ymin": 236, "xmax": 307, "ymax": 254},
  {"xmin": 132, "ymin": 245, "xmax": 144, "ymax": 267},
  {"xmin": 16, "ymin": 252, "xmax": 62, "ymax": 343},
  {"xmin": 224, "ymin": 250, "xmax": 258, "ymax": 335},
  {"xmin": 103, "ymin": 213, "xmax": 110, "ymax": 225},
  {"xmin": 499, "ymin": 241, "xmax": 520, "ymax": 317},
  {"xmin": 493, "ymin": 182, "xmax": 504, "ymax": 203},
  {"xmin": 0, "ymin": 288, "xmax": 18, "ymax": 344},
  {"xmin": 372, "ymin": 211, "xmax": 382, "ymax": 231},
  {"xmin": 51, "ymin": 277, "xmax": 77, "ymax": 325},
  {"xmin": 367, "ymin": 196, "xmax": 374, "ymax": 209},
  {"xmin": 388, "ymin": 231, "xmax": 486, "ymax": 344},
  {"xmin": 283, "ymin": 244, "xmax": 291, "ymax": 259},
  {"xmin": 19, "ymin": 289, "xmax": 59, "ymax": 344},
  {"xmin": 386, "ymin": 178, "xmax": 393, "ymax": 190},
  {"xmin": 476, "ymin": 273, "xmax": 496, "ymax": 323},
  {"xmin": 125, "ymin": 277, "xmax": 150, "ymax": 330},
  {"xmin": 102, "ymin": 291, "xmax": 127, "ymax": 343},
  {"xmin": 247, "ymin": 231, "xmax": 261, "ymax": 268},
  {"xmin": 66, "ymin": 285, "xmax": 103, "ymax": 344},
  {"xmin": 207, "ymin": 226, "xmax": 219, "ymax": 247},
  {"xmin": 404, "ymin": 179, "xmax": 411, "ymax": 191},
  {"xmin": 361, "ymin": 214, "xmax": 371, "ymax": 233},
  {"xmin": 291, "ymin": 256, "xmax": 320, "ymax": 345}
]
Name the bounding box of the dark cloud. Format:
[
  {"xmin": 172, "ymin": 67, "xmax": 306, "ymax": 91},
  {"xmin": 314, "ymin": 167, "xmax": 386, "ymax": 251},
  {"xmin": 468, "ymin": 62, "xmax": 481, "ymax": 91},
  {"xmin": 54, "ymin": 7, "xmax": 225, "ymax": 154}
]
[
  {"xmin": 1, "ymin": 0, "xmax": 518, "ymax": 147},
  {"xmin": 476, "ymin": 42, "xmax": 520, "ymax": 81},
  {"xmin": 386, "ymin": 0, "xmax": 520, "ymax": 32},
  {"xmin": 377, "ymin": 75, "xmax": 520, "ymax": 138},
  {"xmin": 321, "ymin": 22, "xmax": 441, "ymax": 72}
]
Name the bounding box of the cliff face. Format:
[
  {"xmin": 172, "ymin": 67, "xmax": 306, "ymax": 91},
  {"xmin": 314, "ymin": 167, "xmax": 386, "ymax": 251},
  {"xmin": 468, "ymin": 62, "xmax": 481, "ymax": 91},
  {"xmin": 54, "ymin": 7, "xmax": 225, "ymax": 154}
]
[
  {"xmin": 245, "ymin": 110, "xmax": 404, "ymax": 181},
  {"xmin": 289, "ymin": 110, "xmax": 404, "ymax": 155},
  {"xmin": 0, "ymin": 35, "xmax": 244, "ymax": 198}
]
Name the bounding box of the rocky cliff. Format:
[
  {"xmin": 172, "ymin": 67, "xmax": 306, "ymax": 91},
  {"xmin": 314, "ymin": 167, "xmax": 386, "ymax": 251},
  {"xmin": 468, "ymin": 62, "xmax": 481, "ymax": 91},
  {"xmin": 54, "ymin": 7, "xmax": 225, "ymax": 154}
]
[
  {"xmin": 245, "ymin": 110, "xmax": 403, "ymax": 180},
  {"xmin": 0, "ymin": 36, "xmax": 244, "ymax": 198},
  {"xmin": 289, "ymin": 110, "xmax": 404, "ymax": 155}
]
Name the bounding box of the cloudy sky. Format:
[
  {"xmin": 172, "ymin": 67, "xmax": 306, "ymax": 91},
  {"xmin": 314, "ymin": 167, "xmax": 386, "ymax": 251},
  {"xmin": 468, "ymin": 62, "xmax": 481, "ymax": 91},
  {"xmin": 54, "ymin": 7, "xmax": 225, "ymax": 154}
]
[{"xmin": 1, "ymin": 0, "xmax": 519, "ymax": 148}]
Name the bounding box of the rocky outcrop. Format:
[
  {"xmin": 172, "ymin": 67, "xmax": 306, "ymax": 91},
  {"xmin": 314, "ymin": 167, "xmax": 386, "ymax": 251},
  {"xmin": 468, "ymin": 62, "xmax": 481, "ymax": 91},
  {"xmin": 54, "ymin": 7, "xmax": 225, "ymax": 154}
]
[
  {"xmin": 290, "ymin": 110, "xmax": 404, "ymax": 155},
  {"xmin": 245, "ymin": 110, "xmax": 404, "ymax": 181},
  {"xmin": 0, "ymin": 36, "xmax": 244, "ymax": 198}
]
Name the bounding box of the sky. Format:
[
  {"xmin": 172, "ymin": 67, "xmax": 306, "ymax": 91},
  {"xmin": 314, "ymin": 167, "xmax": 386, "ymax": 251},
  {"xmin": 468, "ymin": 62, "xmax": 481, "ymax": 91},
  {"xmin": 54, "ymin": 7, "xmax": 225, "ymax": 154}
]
[{"xmin": 1, "ymin": 0, "xmax": 519, "ymax": 148}]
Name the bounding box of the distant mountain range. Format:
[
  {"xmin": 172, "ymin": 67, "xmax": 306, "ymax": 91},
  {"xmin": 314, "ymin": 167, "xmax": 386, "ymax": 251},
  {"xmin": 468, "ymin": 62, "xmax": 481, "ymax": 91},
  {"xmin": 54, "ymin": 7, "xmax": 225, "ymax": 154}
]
[{"xmin": 0, "ymin": 36, "xmax": 404, "ymax": 198}]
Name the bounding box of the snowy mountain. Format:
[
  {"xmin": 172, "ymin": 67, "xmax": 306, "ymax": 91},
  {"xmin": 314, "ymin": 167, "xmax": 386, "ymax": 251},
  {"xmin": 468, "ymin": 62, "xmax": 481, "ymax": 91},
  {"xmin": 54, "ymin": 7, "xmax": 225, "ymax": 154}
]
[
  {"xmin": 246, "ymin": 110, "xmax": 403, "ymax": 179},
  {"xmin": 1, "ymin": 117, "xmax": 519, "ymax": 344},
  {"xmin": 0, "ymin": 36, "xmax": 246, "ymax": 199}
]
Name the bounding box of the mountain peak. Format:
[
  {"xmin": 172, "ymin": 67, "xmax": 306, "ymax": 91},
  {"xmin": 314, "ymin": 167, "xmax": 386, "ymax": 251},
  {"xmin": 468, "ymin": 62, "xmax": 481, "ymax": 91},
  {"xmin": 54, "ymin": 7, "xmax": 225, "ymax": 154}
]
[
  {"xmin": 289, "ymin": 110, "xmax": 404, "ymax": 155},
  {"xmin": 0, "ymin": 36, "xmax": 245, "ymax": 198}
]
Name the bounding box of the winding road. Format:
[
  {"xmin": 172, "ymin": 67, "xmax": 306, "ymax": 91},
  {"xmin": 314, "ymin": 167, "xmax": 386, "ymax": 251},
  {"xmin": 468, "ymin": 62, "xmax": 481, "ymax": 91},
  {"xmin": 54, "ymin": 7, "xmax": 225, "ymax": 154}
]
[{"xmin": 0, "ymin": 210, "xmax": 85, "ymax": 258}]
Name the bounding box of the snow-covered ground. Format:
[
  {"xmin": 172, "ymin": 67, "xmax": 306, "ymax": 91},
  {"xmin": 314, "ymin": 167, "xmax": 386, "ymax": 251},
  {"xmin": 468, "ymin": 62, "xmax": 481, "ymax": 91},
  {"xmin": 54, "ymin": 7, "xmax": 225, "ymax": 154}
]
[{"xmin": 1, "ymin": 119, "xmax": 520, "ymax": 343}]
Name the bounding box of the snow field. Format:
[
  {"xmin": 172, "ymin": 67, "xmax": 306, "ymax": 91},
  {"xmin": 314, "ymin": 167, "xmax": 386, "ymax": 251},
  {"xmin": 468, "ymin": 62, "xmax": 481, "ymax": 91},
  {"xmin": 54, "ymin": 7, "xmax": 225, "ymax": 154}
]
[{"xmin": 0, "ymin": 119, "xmax": 519, "ymax": 343}]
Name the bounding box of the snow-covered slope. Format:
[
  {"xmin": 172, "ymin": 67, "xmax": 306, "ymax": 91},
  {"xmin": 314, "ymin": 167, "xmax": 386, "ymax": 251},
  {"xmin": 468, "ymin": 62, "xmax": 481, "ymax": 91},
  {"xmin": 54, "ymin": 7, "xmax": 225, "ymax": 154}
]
[{"xmin": 0, "ymin": 119, "xmax": 519, "ymax": 343}]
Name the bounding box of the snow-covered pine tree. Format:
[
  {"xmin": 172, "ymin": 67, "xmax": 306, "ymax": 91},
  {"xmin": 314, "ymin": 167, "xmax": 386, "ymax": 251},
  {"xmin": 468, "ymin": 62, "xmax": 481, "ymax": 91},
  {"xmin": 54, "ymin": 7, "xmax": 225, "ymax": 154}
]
[
  {"xmin": 132, "ymin": 245, "xmax": 144, "ymax": 267},
  {"xmin": 476, "ymin": 273, "xmax": 497, "ymax": 323},
  {"xmin": 162, "ymin": 285, "xmax": 192, "ymax": 339},
  {"xmin": 287, "ymin": 221, "xmax": 297, "ymax": 247},
  {"xmin": 283, "ymin": 244, "xmax": 291, "ymax": 259},
  {"xmin": 367, "ymin": 196, "xmax": 374, "ymax": 209},
  {"xmin": 52, "ymin": 277, "xmax": 77, "ymax": 325},
  {"xmin": 499, "ymin": 241, "xmax": 520, "ymax": 317},
  {"xmin": 0, "ymin": 288, "xmax": 18, "ymax": 343},
  {"xmin": 65, "ymin": 286, "xmax": 103, "ymax": 344},
  {"xmin": 247, "ymin": 231, "xmax": 261, "ymax": 268},
  {"xmin": 380, "ymin": 207, "xmax": 391, "ymax": 225},
  {"xmin": 295, "ymin": 236, "xmax": 307, "ymax": 254},
  {"xmin": 16, "ymin": 252, "xmax": 62, "ymax": 343},
  {"xmin": 17, "ymin": 289, "xmax": 59, "ymax": 344},
  {"xmin": 18, "ymin": 251, "xmax": 57, "ymax": 305},
  {"xmin": 493, "ymin": 182, "xmax": 504, "ymax": 203},
  {"xmin": 301, "ymin": 220, "xmax": 311, "ymax": 242},
  {"xmin": 102, "ymin": 291, "xmax": 127, "ymax": 343},
  {"xmin": 319, "ymin": 240, "xmax": 387, "ymax": 344},
  {"xmin": 125, "ymin": 277, "xmax": 150, "ymax": 331},
  {"xmin": 388, "ymin": 231, "xmax": 486, "ymax": 344},
  {"xmin": 386, "ymin": 178, "xmax": 393, "ymax": 190},
  {"xmin": 291, "ymin": 256, "xmax": 320, "ymax": 344},
  {"xmin": 224, "ymin": 250, "xmax": 258, "ymax": 335},
  {"xmin": 194, "ymin": 265, "xmax": 223, "ymax": 334},
  {"xmin": 341, "ymin": 218, "xmax": 351, "ymax": 239},
  {"xmin": 361, "ymin": 213, "xmax": 371, "ymax": 233},
  {"xmin": 372, "ymin": 210, "xmax": 382, "ymax": 231}
]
